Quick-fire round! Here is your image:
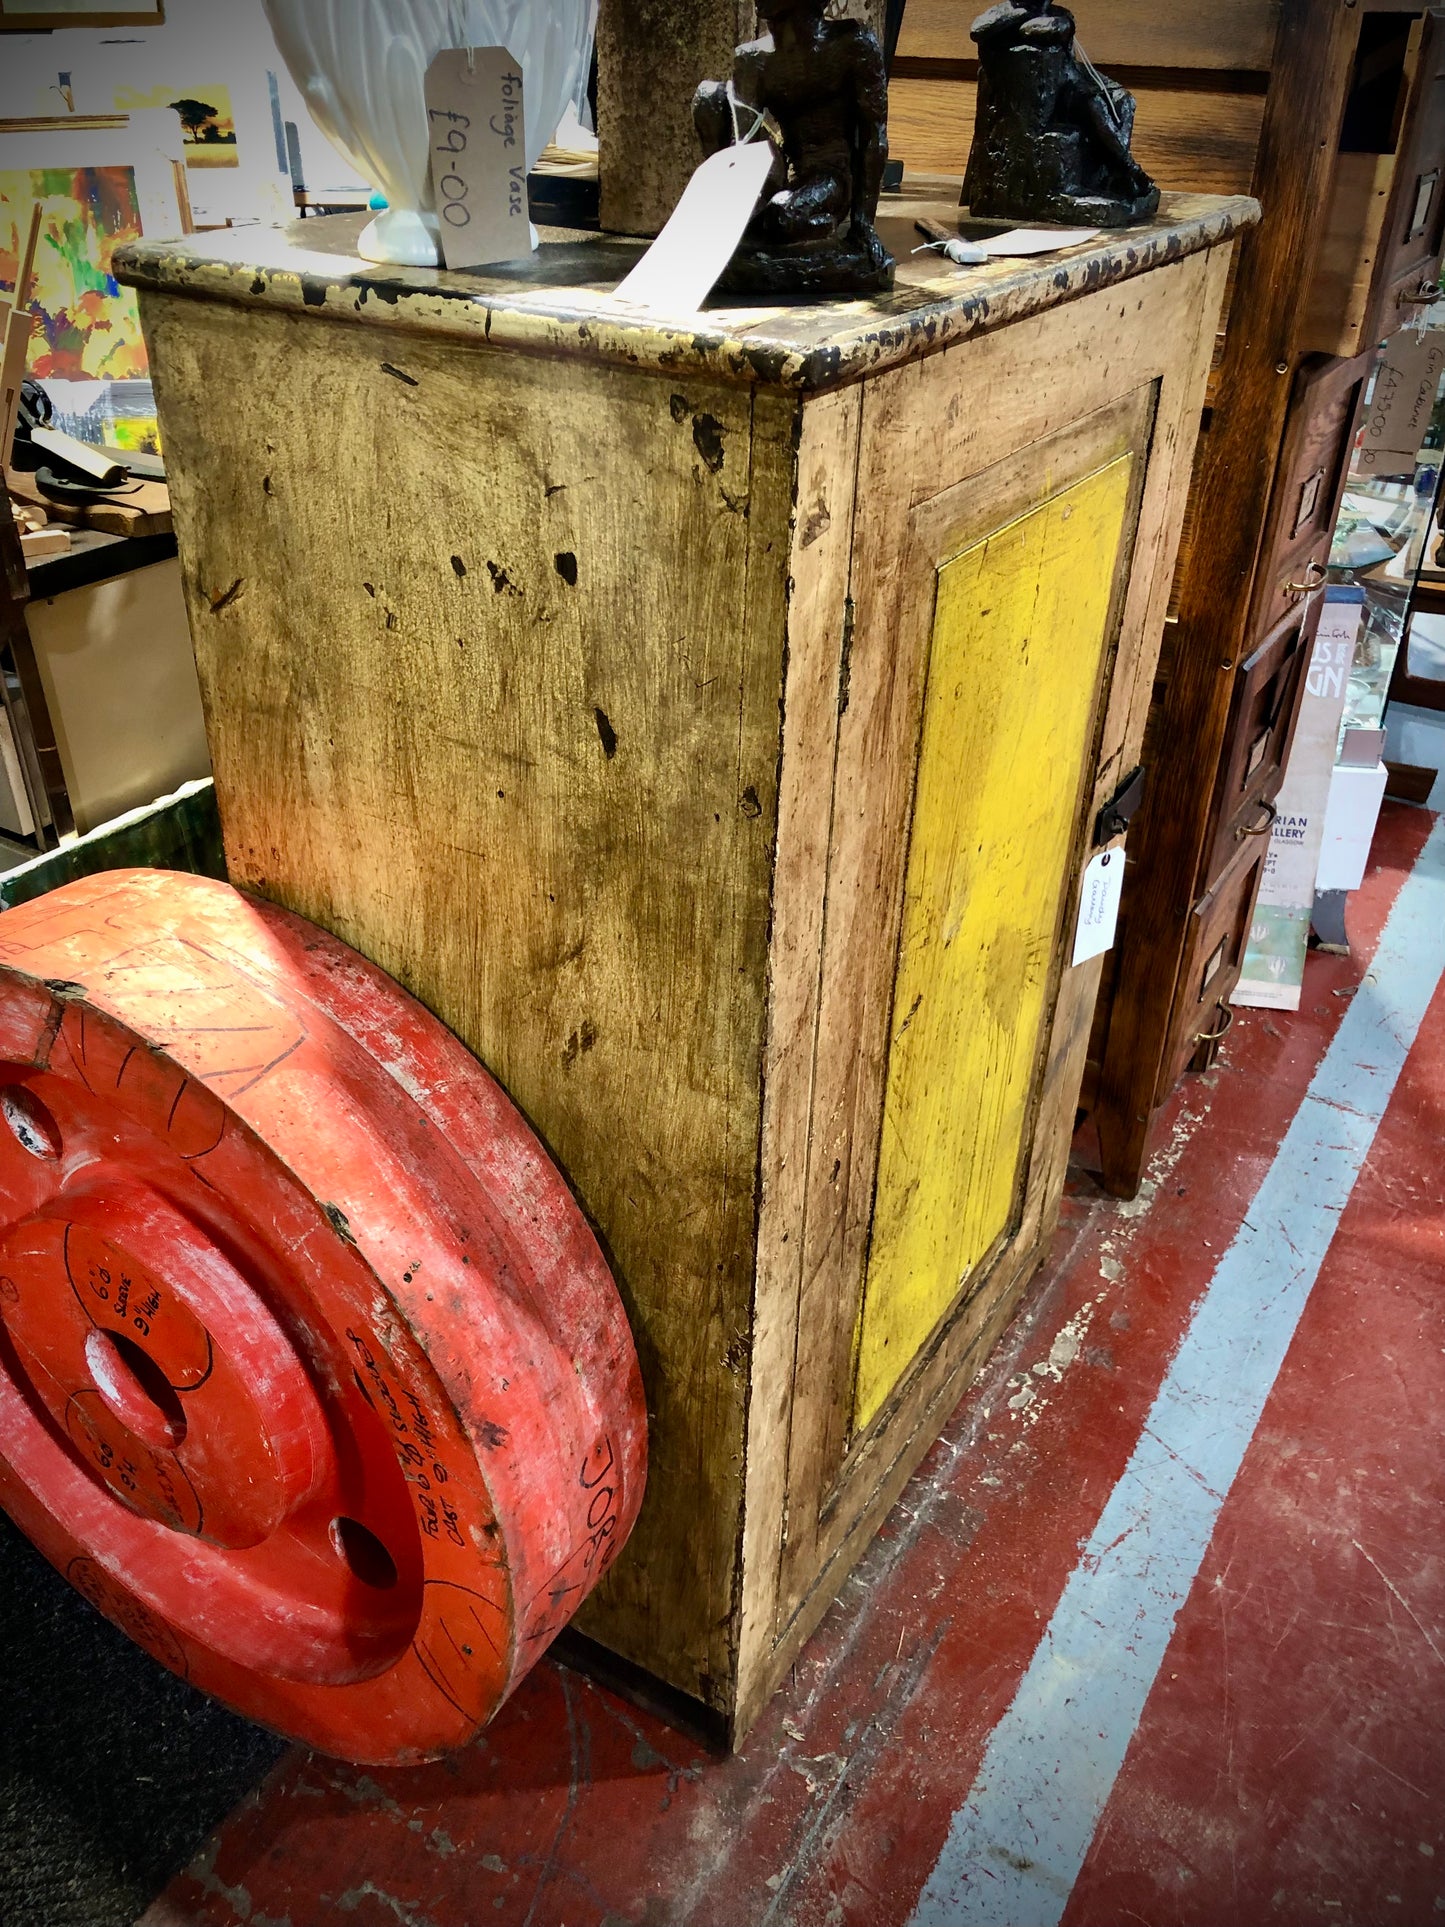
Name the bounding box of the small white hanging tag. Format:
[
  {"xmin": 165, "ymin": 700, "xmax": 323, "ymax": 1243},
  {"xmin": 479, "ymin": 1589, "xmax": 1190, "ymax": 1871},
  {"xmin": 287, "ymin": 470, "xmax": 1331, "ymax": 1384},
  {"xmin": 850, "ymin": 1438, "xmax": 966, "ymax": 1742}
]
[
  {"xmin": 424, "ymin": 47, "xmax": 534, "ymax": 272},
  {"xmin": 613, "ymin": 141, "xmax": 776, "ymax": 316},
  {"xmin": 1072, "ymin": 844, "xmax": 1126, "ymax": 967}
]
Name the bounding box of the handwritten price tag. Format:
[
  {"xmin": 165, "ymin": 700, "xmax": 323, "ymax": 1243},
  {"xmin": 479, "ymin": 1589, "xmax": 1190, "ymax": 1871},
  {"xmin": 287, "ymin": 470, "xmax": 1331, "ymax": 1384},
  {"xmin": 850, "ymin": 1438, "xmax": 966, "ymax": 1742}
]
[
  {"xmin": 1071, "ymin": 845, "xmax": 1126, "ymax": 967},
  {"xmin": 1357, "ymin": 328, "xmax": 1445, "ymax": 475},
  {"xmin": 424, "ymin": 47, "xmax": 533, "ymax": 272}
]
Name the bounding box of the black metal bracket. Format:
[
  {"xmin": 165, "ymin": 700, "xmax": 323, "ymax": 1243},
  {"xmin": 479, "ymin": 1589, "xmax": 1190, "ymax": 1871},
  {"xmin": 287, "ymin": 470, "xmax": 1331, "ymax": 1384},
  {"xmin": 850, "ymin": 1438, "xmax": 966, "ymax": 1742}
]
[{"xmin": 1095, "ymin": 766, "xmax": 1145, "ymax": 846}]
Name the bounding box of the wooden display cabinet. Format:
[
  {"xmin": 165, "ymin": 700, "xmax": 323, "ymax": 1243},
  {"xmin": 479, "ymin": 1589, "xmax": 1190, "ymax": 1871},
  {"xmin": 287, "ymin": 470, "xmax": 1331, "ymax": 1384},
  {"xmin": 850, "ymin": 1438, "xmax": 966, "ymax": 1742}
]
[
  {"xmin": 120, "ymin": 187, "xmax": 1247, "ymax": 1740},
  {"xmin": 1303, "ymin": 9, "xmax": 1445, "ymax": 356},
  {"xmin": 1067, "ymin": 1, "xmax": 1444, "ymax": 1197}
]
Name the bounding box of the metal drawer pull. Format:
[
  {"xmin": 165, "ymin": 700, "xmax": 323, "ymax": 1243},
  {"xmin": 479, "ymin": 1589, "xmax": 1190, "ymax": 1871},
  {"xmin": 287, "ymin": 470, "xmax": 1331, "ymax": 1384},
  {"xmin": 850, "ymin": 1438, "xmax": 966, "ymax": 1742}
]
[
  {"xmin": 1400, "ymin": 276, "xmax": 1441, "ymax": 306},
  {"xmin": 1285, "ymin": 559, "xmax": 1327, "ymax": 596},
  {"xmin": 1195, "ymin": 1006, "xmax": 1235, "ymax": 1046},
  {"xmin": 1238, "ymin": 799, "xmax": 1279, "ymax": 840}
]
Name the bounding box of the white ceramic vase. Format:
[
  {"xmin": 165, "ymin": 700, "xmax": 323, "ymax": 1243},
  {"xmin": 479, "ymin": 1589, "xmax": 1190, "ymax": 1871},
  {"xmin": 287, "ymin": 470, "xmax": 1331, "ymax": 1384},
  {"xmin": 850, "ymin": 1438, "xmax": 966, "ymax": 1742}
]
[{"xmin": 264, "ymin": 0, "xmax": 595, "ymax": 266}]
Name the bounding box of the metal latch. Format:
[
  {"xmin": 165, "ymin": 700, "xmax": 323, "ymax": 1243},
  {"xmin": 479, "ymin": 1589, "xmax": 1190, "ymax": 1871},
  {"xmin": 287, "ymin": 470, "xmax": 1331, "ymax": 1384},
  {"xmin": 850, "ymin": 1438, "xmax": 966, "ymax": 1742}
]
[{"xmin": 1095, "ymin": 766, "xmax": 1145, "ymax": 846}]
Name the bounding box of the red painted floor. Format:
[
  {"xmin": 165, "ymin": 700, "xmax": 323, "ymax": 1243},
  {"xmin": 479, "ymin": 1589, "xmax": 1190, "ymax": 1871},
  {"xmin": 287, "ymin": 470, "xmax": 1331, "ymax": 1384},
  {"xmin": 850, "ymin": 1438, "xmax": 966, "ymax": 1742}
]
[{"xmin": 142, "ymin": 804, "xmax": 1443, "ymax": 1927}]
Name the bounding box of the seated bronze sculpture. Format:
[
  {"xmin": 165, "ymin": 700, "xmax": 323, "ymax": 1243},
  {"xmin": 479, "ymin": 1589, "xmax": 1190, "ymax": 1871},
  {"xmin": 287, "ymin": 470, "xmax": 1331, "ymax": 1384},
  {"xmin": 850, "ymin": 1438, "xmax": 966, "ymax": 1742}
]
[
  {"xmin": 963, "ymin": 0, "xmax": 1159, "ymax": 227},
  {"xmin": 694, "ymin": 0, "xmax": 895, "ymax": 298}
]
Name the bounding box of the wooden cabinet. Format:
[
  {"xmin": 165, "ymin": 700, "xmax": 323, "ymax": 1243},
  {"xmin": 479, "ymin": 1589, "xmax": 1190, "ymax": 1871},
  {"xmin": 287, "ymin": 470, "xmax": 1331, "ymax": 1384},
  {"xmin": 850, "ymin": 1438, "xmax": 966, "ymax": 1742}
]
[
  {"xmin": 120, "ymin": 188, "xmax": 1246, "ymax": 1742},
  {"xmin": 1250, "ymin": 352, "xmax": 1374, "ymax": 640},
  {"xmin": 1085, "ymin": 0, "xmax": 1441, "ymax": 1200},
  {"xmin": 1303, "ymin": 9, "xmax": 1445, "ymax": 356},
  {"xmin": 1203, "ymin": 601, "xmax": 1319, "ymax": 881},
  {"xmin": 1167, "ymin": 842, "xmax": 1269, "ymax": 1090}
]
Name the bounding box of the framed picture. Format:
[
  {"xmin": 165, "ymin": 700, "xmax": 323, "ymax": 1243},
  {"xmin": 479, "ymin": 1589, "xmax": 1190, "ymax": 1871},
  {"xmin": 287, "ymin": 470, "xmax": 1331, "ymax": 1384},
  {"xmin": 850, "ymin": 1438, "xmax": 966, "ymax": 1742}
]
[
  {"xmin": 0, "ymin": 123, "xmax": 188, "ymax": 451},
  {"xmin": 0, "ymin": 2, "xmax": 164, "ymax": 27}
]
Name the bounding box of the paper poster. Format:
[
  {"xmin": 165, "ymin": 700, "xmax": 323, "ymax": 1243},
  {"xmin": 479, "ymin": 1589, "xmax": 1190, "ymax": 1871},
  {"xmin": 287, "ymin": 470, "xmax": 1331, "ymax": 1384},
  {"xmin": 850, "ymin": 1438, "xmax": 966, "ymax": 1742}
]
[{"xmin": 1235, "ymin": 588, "xmax": 1364, "ymax": 1010}]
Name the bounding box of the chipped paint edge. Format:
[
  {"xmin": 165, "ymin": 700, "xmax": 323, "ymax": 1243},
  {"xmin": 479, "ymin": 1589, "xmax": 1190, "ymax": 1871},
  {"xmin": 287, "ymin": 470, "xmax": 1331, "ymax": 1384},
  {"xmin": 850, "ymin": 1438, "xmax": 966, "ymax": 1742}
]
[{"xmin": 115, "ymin": 194, "xmax": 1258, "ymax": 394}]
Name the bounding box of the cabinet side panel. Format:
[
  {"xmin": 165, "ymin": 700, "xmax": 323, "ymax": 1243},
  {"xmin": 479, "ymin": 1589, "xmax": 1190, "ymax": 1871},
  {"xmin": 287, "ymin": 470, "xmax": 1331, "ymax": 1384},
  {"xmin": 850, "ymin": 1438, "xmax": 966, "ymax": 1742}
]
[{"xmin": 141, "ymin": 293, "xmax": 791, "ymax": 1708}]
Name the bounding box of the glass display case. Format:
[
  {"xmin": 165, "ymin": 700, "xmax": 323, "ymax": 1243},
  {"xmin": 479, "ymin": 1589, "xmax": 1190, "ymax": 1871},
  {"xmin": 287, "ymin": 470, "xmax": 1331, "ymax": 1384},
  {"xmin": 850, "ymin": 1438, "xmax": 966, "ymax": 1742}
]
[{"xmin": 1329, "ymin": 311, "xmax": 1445, "ymax": 745}]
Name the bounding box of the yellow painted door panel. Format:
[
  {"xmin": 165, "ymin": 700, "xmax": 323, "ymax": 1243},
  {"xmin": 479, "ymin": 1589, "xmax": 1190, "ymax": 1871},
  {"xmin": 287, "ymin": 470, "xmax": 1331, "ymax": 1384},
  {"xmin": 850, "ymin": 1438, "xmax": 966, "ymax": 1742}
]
[{"xmin": 853, "ymin": 456, "xmax": 1133, "ymax": 1430}]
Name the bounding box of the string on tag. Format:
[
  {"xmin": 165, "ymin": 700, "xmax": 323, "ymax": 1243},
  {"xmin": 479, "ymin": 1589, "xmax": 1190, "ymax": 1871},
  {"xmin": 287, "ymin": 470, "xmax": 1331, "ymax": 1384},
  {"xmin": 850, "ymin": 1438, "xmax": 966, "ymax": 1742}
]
[
  {"xmin": 446, "ymin": 0, "xmax": 476, "ymax": 72},
  {"xmin": 726, "ymin": 79, "xmax": 768, "ymax": 148}
]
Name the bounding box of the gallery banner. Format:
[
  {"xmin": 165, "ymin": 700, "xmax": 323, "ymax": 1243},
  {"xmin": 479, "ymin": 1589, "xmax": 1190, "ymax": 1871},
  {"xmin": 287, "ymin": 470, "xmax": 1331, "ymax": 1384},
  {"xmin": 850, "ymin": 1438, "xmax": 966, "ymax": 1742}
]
[{"xmin": 1235, "ymin": 586, "xmax": 1364, "ymax": 1011}]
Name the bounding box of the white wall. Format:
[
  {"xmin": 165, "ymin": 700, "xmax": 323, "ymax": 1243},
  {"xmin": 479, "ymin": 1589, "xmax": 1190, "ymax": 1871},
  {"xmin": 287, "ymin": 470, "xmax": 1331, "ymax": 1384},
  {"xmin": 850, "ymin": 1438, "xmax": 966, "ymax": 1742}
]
[{"xmin": 0, "ymin": 0, "xmax": 366, "ymax": 223}]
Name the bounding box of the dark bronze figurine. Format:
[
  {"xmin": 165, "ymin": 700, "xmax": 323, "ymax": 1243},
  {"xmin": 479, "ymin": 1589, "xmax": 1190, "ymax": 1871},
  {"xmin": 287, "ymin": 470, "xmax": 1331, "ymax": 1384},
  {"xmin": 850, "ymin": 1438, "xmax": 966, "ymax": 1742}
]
[
  {"xmin": 962, "ymin": 0, "xmax": 1159, "ymax": 228},
  {"xmin": 694, "ymin": 0, "xmax": 894, "ymax": 298}
]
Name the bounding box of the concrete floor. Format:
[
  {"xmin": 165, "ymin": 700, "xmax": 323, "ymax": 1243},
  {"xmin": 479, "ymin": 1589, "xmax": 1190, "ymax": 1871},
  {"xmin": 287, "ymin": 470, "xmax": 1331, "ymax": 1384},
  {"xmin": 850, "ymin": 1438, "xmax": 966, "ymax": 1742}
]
[{"xmin": 2, "ymin": 802, "xmax": 1441, "ymax": 1927}]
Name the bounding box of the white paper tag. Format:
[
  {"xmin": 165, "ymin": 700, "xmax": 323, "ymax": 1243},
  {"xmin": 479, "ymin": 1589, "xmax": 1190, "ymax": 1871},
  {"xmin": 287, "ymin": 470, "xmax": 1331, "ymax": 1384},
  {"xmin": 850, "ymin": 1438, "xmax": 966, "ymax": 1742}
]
[
  {"xmin": 980, "ymin": 226, "xmax": 1100, "ymax": 257},
  {"xmin": 1072, "ymin": 845, "xmax": 1126, "ymax": 967},
  {"xmin": 613, "ymin": 142, "xmax": 776, "ymax": 315},
  {"xmin": 424, "ymin": 48, "xmax": 534, "ymax": 272}
]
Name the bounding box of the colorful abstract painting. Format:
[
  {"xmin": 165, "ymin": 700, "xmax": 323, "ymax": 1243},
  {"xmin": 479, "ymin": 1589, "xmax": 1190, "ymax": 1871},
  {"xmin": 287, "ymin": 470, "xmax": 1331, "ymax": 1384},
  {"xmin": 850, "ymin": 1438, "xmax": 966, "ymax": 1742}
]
[
  {"xmin": 0, "ymin": 165, "xmax": 149, "ymax": 383},
  {"xmin": 115, "ymin": 82, "xmax": 241, "ymax": 170}
]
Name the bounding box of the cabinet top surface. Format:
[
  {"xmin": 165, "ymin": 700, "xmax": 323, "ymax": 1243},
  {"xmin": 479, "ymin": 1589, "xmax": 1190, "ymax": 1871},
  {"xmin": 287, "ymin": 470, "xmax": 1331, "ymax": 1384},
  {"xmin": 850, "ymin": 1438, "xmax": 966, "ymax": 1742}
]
[{"xmin": 118, "ymin": 182, "xmax": 1254, "ymax": 394}]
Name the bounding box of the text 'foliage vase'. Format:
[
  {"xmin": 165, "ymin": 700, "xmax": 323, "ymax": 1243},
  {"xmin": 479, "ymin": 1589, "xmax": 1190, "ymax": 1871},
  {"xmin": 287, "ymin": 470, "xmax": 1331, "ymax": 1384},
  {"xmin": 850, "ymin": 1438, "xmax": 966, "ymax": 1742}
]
[{"xmin": 264, "ymin": 0, "xmax": 595, "ymax": 265}]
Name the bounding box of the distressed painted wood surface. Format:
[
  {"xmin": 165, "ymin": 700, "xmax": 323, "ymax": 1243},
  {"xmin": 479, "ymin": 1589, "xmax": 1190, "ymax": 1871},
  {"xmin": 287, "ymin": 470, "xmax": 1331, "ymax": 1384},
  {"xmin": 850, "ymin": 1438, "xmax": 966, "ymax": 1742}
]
[
  {"xmin": 117, "ymin": 188, "xmax": 1255, "ymax": 397},
  {"xmin": 854, "ymin": 456, "xmax": 1134, "ymax": 1431},
  {"xmin": 736, "ymin": 253, "xmax": 1228, "ymax": 1731}
]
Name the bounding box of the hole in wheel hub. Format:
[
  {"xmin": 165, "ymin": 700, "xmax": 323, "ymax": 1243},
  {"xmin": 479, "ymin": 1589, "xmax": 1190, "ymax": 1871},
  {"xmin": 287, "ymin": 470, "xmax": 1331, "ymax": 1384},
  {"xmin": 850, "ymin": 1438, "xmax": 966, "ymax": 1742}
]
[
  {"xmin": 84, "ymin": 1326, "xmax": 187, "ymax": 1451},
  {"xmin": 330, "ymin": 1515, "xmax": 400, "ymax": 1590}
]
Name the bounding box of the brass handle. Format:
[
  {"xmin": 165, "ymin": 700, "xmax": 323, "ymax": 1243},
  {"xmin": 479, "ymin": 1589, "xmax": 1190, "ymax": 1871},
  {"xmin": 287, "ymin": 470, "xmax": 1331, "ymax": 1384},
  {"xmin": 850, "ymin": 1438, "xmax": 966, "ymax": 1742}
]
[
  {"xmin": 1195, "ymin": 1006, "xmax": 1235, "ymax": 1046},
  {"xmin": 1399, "ymin": 276, "xmax": 1441, "ymax": 306},
  {"xmin": 1285, "ymin": 559, "xmax": 1327, "ymax": 596},
  {"xmin": 1238, "ymin": 799, "xmax": 1279, "ymax": 840}
]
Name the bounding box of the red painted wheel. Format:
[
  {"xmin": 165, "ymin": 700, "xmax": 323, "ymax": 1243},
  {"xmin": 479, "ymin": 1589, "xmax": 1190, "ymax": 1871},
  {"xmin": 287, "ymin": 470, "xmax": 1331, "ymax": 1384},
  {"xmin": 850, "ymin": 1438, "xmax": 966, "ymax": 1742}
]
[{"xmin": 0, "ymin": 870, "xmax": 645, "ymax": 1764}]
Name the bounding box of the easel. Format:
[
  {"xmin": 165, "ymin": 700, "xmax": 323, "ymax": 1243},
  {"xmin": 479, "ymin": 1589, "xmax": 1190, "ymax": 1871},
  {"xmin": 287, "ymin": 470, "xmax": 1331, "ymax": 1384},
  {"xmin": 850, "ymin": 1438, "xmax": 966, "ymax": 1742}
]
[{"xmin": 1, "ymin": 200, "xmax": 41, "ymax": 469}]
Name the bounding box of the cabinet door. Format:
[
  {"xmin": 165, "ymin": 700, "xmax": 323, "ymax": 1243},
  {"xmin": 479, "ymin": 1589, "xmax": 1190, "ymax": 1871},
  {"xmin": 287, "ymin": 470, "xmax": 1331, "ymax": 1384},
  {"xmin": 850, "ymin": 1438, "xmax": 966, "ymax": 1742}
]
[
  {"xmin": 1373, "ymin": 9, "xmax": 1445, "ymax": 328},
  {"xmin": 1204, "ymin": 596, "xmax": 1321, "ymax": 883},
  {"xmin": 1303, "ymin": 10, "xmax": 1445, "ymax": 356},
  {"xmin": 1163, "ymin": 840, "xmax": 1268, "ymax": 1096},
  {"xmin": 1250, "ymin": 352, "xmax": 1371, "ymax": 642}
]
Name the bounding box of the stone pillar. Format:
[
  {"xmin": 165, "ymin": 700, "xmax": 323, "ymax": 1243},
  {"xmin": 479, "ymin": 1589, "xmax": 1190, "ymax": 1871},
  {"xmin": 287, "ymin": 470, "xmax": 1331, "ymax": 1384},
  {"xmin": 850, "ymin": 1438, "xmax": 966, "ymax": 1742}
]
[{"xmin": 597, "ymin": 0, "xmax": 755, "ymax": 237}]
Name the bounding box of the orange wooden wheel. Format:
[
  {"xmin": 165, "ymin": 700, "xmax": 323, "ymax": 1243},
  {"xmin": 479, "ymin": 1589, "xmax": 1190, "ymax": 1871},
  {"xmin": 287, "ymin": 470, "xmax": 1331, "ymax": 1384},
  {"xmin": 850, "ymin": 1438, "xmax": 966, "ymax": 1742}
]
[{"xmin": 0, "ymin": 870, "xmax": 645, "ymax": 1764}]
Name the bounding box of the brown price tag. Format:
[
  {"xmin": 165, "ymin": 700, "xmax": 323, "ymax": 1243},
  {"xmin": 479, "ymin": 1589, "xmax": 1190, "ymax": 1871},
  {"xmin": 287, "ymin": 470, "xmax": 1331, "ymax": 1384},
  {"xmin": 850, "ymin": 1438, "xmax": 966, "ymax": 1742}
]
[
  {"xmin": 424, "ymin": 47, "xmax": 533, "ymax": 272},
  {"xmin": 1358, "ymin": 328, "xmax": 1445, "ymax": 475}
]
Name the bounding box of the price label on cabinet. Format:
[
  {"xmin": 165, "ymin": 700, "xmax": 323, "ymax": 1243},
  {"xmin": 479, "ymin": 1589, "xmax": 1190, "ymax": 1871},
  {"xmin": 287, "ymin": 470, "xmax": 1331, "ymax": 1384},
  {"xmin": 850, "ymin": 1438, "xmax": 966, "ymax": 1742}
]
[
  {"xmin": 424, "ymin": 47, "xmax": 533, "ymax": 272},
  {"xmin": 1071, "ymin": 845, "xmax": 1126, "ymax": 967},
  {"xmin": 1357, "ymin": 329, "xmax": 1445, "ymax": 476}
]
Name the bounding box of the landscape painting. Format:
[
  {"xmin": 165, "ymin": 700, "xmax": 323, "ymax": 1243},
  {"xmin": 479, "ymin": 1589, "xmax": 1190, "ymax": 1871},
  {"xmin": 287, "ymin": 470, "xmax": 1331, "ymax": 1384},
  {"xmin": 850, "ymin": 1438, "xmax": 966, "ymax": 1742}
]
[{"xmin": 115, "ymin": 81, "xmax": 240, "ymax": 169}]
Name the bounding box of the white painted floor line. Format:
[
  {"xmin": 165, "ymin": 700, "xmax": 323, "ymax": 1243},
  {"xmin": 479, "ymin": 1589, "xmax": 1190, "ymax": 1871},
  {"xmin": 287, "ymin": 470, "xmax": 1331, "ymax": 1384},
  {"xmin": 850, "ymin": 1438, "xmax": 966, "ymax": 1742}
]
[{"xmin": 909, "ymin": 818, "xmax": 1445, "ymax": 1927}]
